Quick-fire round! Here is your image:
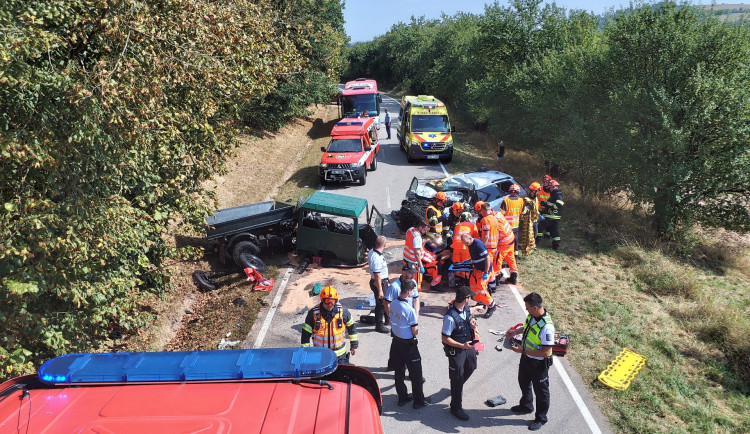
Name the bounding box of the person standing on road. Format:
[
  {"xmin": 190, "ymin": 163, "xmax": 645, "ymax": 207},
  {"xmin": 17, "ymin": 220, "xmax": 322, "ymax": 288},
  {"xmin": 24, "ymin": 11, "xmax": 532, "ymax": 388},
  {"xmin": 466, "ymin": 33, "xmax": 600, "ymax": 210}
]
[
  {"xmin": 388, "ymin": 279, "xmax": 430, "ymax": 409},
  {"xmin": 520, "ymin": 182, "xmax": 541, "ymax": 255},
  {"xmin": 500, "ymin": 184, "xmax": 524, "ymax": 257},
  {"xmin": 384, "ymin": 263, "xmax": 420, "ymax": 320},
  {"xmin": 368, "ymin": 236, "xmax": 390, "ymax": 333},
  {"xmin": 539, "ymin": 180, "xmax": 563, "ymax": 251},
  {"xmin": 459, "ymin": 233, "xmax": 496, "ymax": 318},
  {"xmin": 505, "ymin": 292, "xmax": 555, "ymax": 431},
  {"xmin": 426, "ymin": 191, "xmax": 448, "ymax": 236},
  {"xmin": 301, "ymin": 286, "xmax": 359, "ymax": 365},
  {"xmin": 404, "ymin": 220, "xmax": 429, "ymax": 291},
  {"xmin": 442, "ymin": 285, "xmax": 485, "ymax": 421},
  {"xmin": 384, "ymin": 108, "xmax": 392, "ymax": 140}
]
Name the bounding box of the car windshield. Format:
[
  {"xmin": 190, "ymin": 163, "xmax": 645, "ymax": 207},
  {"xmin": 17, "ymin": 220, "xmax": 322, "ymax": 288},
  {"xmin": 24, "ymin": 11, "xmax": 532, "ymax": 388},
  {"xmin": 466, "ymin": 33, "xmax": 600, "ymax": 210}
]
[
  {"xmin": 342, "ymin": 94, "xmax": 377, "ymax": 115},
  {"xmin": 411, "ymin": 115, "xmax": 450, "ymax": 133},
  {"xmin": 327, "ymin": 139, "xmax": 362, "ymax": 153}
]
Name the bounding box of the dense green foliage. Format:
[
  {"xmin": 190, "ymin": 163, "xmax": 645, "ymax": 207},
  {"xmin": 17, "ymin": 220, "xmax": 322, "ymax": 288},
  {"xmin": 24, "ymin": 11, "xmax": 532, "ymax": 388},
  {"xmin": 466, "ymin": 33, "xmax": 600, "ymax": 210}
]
[
  {"xmin": 0, "ymin": 0, "xmax": 345, "ymax": 376},
  {"xmin": 345, "ymin": 0, "xmax": 750, "ymax": 235}
]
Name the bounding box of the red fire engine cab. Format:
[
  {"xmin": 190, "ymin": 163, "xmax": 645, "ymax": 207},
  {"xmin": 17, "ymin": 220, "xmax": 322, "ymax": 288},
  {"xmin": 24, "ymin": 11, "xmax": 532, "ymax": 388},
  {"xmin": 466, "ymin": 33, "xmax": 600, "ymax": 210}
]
[{"xmin": 319, "ymin": 117, "xmax": 380, "ymax": 186}]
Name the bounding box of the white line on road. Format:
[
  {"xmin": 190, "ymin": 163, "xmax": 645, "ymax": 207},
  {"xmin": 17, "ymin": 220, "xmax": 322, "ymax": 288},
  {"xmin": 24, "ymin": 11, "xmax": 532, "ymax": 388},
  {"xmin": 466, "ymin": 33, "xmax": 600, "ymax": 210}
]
[
  {"xmin": 253, "ymin": 267, "xmax": 293, "ymax": 349},
  {"xmin": 386, "ymin": 187, "xmax": 391, "ymax": 209},
  {"xmin": 509, "ymin": 285, "xmax": 602, "ymax": 434},
  {"xmin": 438, "ymin": 160, "xmax": 449, "ymax": 177}
]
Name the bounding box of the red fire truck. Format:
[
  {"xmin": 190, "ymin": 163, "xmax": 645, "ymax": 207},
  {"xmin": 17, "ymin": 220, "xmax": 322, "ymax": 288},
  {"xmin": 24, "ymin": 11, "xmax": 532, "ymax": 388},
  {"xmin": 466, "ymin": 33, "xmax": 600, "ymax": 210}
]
[
  {"xmin": 319, "ymin": 117, "xmax": 380, "ymax": 186},
  {"xmin": 0, "ymin": 347, "xmax": 383, "ymax": 433},
  {"xmin": 338, "ymin": 78, "xmax": 382, "ymax": 129}
]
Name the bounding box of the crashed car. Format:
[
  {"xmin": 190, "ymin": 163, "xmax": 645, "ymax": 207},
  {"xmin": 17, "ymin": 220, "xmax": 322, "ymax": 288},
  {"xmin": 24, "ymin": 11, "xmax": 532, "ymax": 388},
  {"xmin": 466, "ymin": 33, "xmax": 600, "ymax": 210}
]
[{"xmin": 391, "ymin": 170, "xmax": 527, "ymax": 231}]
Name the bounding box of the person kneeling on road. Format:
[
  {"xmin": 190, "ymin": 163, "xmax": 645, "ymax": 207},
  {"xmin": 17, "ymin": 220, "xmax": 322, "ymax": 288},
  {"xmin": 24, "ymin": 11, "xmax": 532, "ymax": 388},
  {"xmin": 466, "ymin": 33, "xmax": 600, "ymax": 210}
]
[
  {"xmin": 388, "ymin": 279, "xmax": 430, "ymax": 409},
  {"xmin": 442, "ymin": 285, "xmax": 485, "ymax": 421},
  {"xmin": 459, "ymin": 233, "xmax": 497, "ymax": 318}
]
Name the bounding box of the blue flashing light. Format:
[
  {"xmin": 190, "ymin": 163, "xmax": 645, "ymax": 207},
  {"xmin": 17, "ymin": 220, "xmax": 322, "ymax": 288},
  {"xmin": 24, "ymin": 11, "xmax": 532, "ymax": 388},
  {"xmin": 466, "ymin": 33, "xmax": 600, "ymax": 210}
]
[
  {"xmin": 38, "ymin": 347, "xmax": 338, "ymax": 385},
  {"xmin": 336, "ymin": 121, "xmax": 363, "ymax": 126},
  {"xmin": 421, "ymin": 143, "xmax": 430, "ymax": 150}
]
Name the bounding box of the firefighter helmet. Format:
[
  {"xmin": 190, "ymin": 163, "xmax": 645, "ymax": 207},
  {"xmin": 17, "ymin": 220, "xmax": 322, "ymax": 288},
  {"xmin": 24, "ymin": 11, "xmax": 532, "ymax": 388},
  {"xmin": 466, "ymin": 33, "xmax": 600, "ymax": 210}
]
[
  {"xmin": 549, "ymin": 179, "xmax": 559, "ymax": 189},
  {"xmin": 435, "ymin": 191, "xmax": 447, "ymax": 202},
  {"xmin": 529, "ymin": 182, "xmax": 541, "ymax": 191},
  {"xmin": 509, "ymin": 184, "xmax": 520, "ymax": 194},
  {"xmin": 543, "ymin": 174, "xmax": 552, "ymax": 183},
  {"xmin": 451, "ymin": 202, "xmax": 464, "ymax": 214},
  {"xmin": 460, "ymin": 211, "xmax": 473, "ymax": 222},
  {"xmin": 320, "ymin": 286, "xmax": 339, "ymax": 300},
  {"xmin": 474, "ymin": 201, "xmax": 485, "ymax": 212}
]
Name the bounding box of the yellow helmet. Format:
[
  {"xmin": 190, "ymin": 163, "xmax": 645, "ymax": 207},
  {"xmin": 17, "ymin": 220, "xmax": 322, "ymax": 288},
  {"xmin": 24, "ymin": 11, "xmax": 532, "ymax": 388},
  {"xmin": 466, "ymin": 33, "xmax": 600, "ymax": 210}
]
[{"xmin": 320, "ymin": 286, "xmax": 339, "ymax": 300}]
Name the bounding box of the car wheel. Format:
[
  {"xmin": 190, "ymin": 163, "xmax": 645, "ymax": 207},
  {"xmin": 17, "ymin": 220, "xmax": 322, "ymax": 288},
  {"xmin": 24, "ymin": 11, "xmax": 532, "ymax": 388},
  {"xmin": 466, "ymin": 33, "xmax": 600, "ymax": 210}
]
[
  {"xmin": 319, "ymin": 175, "xmax": 327, "ymax": 186},
  {"xmin": 359, "ymin": 170, "xmax": 367, "ymax": 185},
  {"xmin": 192, "ymin": 270, "xmax": 218, "ymax": 292},
  {"xmin": 238, "ymin": 253, "xmax": 267, "ymax": 273},
  {"xmin": 370, "ymin": 155, "xmax": 377, "ymax": 171},
  {"xmin": 232, "ymin": 240, "xmax": 260, "ymax": 266}
]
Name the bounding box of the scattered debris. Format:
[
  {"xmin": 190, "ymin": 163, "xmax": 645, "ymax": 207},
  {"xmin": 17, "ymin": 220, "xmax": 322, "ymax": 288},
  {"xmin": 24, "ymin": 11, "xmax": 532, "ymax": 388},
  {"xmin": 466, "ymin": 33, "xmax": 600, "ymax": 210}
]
[
  {"xmin": 232, "ymin": 298, "xmax": 246, "ymax": 307},
  {"xmin": 297, "ymin": 307, "xmax": 309, "ymax": 315},
  {"xmin": 217, "ymin": 337, "xmax": 241, "ymax": 350}
]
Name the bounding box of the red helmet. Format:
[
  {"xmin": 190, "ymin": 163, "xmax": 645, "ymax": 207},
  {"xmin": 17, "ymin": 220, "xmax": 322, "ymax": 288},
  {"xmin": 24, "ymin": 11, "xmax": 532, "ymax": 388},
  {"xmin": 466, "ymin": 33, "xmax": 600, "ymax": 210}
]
[
  {"xmin": 435, "ymin": 191, "xmax": 447, "ymax": 202},
  {"xmin": 509, "ymin": 184, "xmax": 520, "ymax": 194},
  {"xmin": 549, "ymin": 180, "xmax": 559, "ymax": 189},
  {"xmin": 529, "ymin": 182, "xmax": 541, "ymax": 191},
  {"xmin": 451, "ymin": 202, "xmax": 464, "ymax": 213},
  {"xmin": 474, "ymin": 201, "xmax": 485, "ymax": 212},
  {"xmin": 543, "ymin": 175, "xmax": 552, "ymax": 182}
]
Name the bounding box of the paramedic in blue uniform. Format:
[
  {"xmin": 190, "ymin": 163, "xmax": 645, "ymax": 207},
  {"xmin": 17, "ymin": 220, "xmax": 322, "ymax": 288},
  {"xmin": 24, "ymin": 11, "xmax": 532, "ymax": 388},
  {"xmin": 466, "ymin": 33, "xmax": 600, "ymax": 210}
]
[
  {"xmin": 442, "ymin": 285, "xmax": 485, "ymax": 421},
  {"xmin": 388, "ymin": 279, "xmax": 429, "ymax": 409},
  {"xmin": 507, "ymin": 292, "xmax": 555, "ymax": 431}
]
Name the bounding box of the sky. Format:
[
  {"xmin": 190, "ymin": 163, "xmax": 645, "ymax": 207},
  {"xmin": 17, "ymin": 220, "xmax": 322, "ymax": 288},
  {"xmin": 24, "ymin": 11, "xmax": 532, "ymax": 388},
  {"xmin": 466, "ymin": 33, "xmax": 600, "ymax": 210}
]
[{"xmin": 343, "ymin": 0, "xmax": 719, "ymax": 42}]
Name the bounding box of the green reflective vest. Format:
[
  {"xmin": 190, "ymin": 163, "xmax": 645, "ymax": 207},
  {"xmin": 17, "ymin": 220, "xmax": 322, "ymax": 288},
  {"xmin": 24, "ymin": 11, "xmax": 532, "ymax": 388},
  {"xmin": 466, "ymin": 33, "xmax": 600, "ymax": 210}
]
[{"xmin": 522, "ymin": 312, "xmax": 553, "ymax": 352}]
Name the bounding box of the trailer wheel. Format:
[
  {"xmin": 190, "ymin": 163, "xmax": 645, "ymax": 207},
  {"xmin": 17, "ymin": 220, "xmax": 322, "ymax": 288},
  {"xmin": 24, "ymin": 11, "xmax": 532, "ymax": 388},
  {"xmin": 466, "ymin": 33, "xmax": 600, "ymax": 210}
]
[
  {"xmin": 232, "ymin": 241, "xmax": 260, "ymax": 266},
  {"xmin": 239, "ymin": 253, "xmax": 267, "ymax": 273},
  {"xmin": 193, "ymin": 270, "xmax": 218, "ymax": 292}
]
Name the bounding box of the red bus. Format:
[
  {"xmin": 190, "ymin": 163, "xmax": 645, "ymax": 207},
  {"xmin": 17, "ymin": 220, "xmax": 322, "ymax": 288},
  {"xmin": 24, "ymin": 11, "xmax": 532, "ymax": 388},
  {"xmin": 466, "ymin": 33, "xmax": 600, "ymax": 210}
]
[{"xmin": 338, "ymin": 78, "xmax": 382, "ymax": 129}]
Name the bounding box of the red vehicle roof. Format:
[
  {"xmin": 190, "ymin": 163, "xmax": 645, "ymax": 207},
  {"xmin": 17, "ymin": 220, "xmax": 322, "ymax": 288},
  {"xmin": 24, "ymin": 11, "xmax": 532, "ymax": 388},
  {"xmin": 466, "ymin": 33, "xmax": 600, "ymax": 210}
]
[
  {"xmin": 341, "ymin": 78, "xmax": 378, "ymax": 96},
  {"xmin": 331, "ymin": 118, "xmax": 374, "ymax": 137}
]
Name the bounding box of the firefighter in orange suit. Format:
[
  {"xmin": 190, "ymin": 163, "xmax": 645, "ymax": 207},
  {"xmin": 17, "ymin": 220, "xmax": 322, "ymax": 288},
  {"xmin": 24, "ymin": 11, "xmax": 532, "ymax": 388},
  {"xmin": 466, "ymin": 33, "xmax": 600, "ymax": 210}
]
[
  {"xmin": 500, "ymin": 184, "xmax": 524, "ymax": 256},
  {"xmin": 459, "ymin": 233, "xmax": 497, "ymax": 318},
  {"xmin": 404, "ymin": 220, "xmax": 430, "ymax": 291},
  {"xmin": 475, "ymin": 201, "xmax": 500, "ymax": 293},
  {"xmin": 478, "ymin": 201, "xmax": 518, "ymax": 287},
  {"xmin": 426, "ymin": 191, "xmax": 448, "ymax": 235},
  {"xmin": 451, "ymin": 212, "xmax": 478, "ymax": 282},
  {"xmin": 301, "ymin": 286, "xmax": 358, "ymax": 365}
]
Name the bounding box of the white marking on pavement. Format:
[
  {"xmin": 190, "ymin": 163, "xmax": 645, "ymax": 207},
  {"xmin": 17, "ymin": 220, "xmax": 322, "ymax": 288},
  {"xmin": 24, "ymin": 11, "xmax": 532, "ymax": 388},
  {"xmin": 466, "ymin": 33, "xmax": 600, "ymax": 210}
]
[
  {"xmin": 386, "ymin": 187, "xmax": 391, "ymax": 209},
  {"xmin": 509, "ymin": 285, "xmax": 602, "ymax": 434},
  {"xmin": 253, "ymin": 267, "xmax": 293, "ymax": 349},
  {"xmin": 439, "ymin": 160, "xmax": 449, "ymax": 177}
]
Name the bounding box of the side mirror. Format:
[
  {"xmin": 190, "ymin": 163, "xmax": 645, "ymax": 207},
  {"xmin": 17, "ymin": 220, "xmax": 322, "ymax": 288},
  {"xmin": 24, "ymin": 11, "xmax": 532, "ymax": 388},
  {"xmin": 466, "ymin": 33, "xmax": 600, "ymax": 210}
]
[
  {"xmin": 365, "ymin": 146, "xmax": 372, "ymax": 152},
  {"xmin": 321, "ymin": 146, "xmax": 326, "ymax": 152},
  {"xmin": 377, "ymin": 94, "xmax": 383, "ymax": 103},
  {"xmin": 451, "ymin": 126, "xmax": 456, "ymax": 133}
]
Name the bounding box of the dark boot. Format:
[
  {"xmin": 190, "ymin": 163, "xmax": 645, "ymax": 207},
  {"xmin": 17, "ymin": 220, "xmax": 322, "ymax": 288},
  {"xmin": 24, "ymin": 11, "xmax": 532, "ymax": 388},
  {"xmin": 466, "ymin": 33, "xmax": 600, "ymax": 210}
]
[
  {"xmin": 504, "ymin": 272, "xmax": 518, "ymax": 285},
  {"xmin": 483, "ymin": 302, "xmax": 497, "ymax": 319},
  {"xmin": 487, "ymin": 280, "xmax": 497, "ymax": 294},
  {"xmin": 552, "ymin": 240, "xmax": 560, "ymax": 251}
]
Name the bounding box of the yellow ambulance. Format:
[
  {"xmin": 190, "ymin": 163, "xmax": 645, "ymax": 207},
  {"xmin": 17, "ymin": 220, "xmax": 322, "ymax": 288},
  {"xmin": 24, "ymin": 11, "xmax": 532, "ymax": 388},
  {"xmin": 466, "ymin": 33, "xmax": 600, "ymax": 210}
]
[{"xmin": 397, "ymin": 95, "xmax": 455, "ymax": 163}]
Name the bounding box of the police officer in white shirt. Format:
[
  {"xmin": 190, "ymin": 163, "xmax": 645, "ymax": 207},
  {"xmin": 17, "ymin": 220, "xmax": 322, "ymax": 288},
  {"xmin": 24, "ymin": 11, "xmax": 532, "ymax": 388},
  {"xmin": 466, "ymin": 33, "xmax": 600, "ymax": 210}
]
[{"xmin": 367, "ymin": 235, "xmax": 390, "ymax": 333}]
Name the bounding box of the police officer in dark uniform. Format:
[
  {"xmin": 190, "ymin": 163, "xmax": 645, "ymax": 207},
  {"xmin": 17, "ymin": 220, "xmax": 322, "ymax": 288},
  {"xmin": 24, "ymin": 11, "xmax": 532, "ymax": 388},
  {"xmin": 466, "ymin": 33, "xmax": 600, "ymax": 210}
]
[
  {"xmin": 441, "ymin": 285, "xmax": 485, "ymax": 421},
  {"xmin": 506, "ymin": 292, "xmax": 555, "ymax": 431}
]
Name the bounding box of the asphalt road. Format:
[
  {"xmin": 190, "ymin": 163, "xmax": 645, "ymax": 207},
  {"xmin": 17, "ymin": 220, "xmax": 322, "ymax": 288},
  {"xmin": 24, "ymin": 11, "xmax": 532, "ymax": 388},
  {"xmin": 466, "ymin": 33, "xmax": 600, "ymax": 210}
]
[{"xmin": 243, "ymin": 95, "xmax": 611, "ymax": 433}]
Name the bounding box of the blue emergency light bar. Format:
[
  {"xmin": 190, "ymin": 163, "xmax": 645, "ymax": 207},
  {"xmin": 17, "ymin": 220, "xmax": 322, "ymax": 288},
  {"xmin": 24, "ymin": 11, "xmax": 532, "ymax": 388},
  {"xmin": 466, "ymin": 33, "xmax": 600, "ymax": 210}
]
[
  {"xmin": 336, "ymin": 121, "xmax": 363, "ymax": 126},
  {"xmin": 38, "ymin": 347, "xmax": 338, "ymax": 385}
]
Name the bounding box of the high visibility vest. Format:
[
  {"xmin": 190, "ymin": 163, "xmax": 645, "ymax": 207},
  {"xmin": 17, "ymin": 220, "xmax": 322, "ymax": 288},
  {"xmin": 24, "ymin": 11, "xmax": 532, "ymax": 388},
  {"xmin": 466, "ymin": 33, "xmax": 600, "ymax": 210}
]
[
  {"xmin": 425, "ymin": 205, "xmax": 443, "ymax": 233},
  {"xmin": 496, "ymin": 213, "xmax": 515, "ymax": 246},
  {"xmin": 539, "ymin": 187, "xmax": 551, "ymax": 204},
  {"xmin": 522, "ymin": 312, "xmax": 553, "ymax": 353},
  {"xmin": 480, "ymin": 215, "xmax": 500, "ymax": 249},
  {"xmin": 404, "ymin": 227, "xmax": 422, "ymax": 263},
  {"xmin": 451, "ymin": 221, "xmax": 477, "ymax": 263},
  {"xmin": 311, "ymin": 304, "xmax": 348, "ymax": 357},
  {"xmin": 502, "ymin": 196, "xmax": 524, "ymax": 229}
]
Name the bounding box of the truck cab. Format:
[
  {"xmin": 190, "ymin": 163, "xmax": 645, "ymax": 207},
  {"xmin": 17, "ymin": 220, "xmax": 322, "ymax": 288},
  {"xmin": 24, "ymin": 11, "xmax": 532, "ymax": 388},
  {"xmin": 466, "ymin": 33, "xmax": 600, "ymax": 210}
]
[
  {"xmin": 338, "ymin": 78, "xmax": 382, "ymax": 129},
  {"xmin": 320, "ymin": 117, "xmax": 380, "ymax": 186},
  {"xmin": 397, "ymin": 95, "xmax": 455, "ymax": 163}
]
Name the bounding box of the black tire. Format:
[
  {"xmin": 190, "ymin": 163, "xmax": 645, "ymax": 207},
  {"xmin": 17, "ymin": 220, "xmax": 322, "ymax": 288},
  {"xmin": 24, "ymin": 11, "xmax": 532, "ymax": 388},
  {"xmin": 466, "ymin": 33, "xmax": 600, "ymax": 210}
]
[
  {"xmin": 232, "ymin": 240, "xmax": 260, "ymax": 265},
  {"xmin": 319, "ymin": 175, "xmax": 327, "ymax": 186},
  {"xmin": 394, "ymin": 210, "xmax": 411, "ymax": 231},
  {"xmin": 359, "ymin": 170, "xmax": 367, "ymax": 185},
  {"xmin": 193, "ymin": 270, "xmax": 218, "ymax": 292},
  {"xmin": 406, "ymin": 151, "xmax": 415, "ymax": 163},
  {"xmin": 238, "ymin": 253, "xmax": 267, "ymax": 273},
  {"xmin": 369, "ymin": 155, "xmax": 377, "ymax": 171}
]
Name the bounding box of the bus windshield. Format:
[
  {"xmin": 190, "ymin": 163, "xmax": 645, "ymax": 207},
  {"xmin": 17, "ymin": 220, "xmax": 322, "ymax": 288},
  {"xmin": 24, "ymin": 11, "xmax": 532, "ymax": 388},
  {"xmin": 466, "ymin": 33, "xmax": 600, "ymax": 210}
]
[
  {"xmin": 342, "ymin": 94, "xmax": 378, "ymax": 115},
  {"xmin": 411, "ymin": 115, "xmax": 450, "ymax": 133}
]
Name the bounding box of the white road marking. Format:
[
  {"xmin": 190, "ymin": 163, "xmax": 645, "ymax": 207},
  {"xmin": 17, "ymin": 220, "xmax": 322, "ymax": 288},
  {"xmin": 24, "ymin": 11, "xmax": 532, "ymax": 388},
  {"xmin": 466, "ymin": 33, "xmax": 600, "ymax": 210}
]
[
  {"xmin": 509, "ymin": 285, "xmax": 602, "ymax": 434},
  {"xmin": 253, "ymin": 267, "xmax": 293, "ymax": 349},
  {"xmin": 386, "ymin": 187, "xmax": 391, "ymax": 209},
  {"xmin": 438, "ymin": 160, "xmax": 450, "ymax": 177}
]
